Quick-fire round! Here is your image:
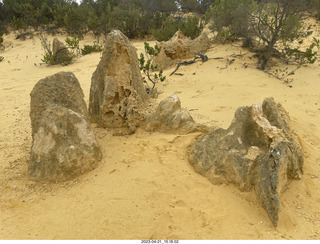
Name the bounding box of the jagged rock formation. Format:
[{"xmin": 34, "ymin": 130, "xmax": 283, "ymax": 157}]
[
  {"xmin": 145, "ymin": 94, "xmax": 206, "ymax": 133},
  {"xmin": 152, "ymin": 31, "xmax": 211, "ymax": 70},
  {"xmin": 160, "ymin": 31, "xmax": 211, "ymax": 60},
  {"xmin": 29, "ymin": 72, "xmax": 102, "ymax": 182},
  {"xmin": 89, "ymin": 30, "xmax": 148, "ymax": 130},
  {"xmin": 152, "ymin": 48, "xmax": 175, "ymax": 71},
  {"xmin": 52, "ymin": 38, "xmax": 72, "ymax": 65},
  {"xmin": 189, "ymin": 97, "xmax": 304, "ymax": 226}
]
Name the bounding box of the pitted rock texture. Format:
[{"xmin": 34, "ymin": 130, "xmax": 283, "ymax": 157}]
[
  {"xmin": 89, "ymin": 30, "xmax": 148, "ymax": 129},
  {"xmin": 30, "ymin": 72, "xmax": 102, "ymax": 182},
  {"xmin": 189, "ymin": 97, "xmax": 304, "ymax": 226}
]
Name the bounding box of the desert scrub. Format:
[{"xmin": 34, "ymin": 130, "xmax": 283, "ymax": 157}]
[
  {"xmin": 139, "ymin": 42, "xmax": 166, "ymax": 93},
  {"xmin": 152, "ymin": 16, "xmax": 203, "ymax": 41},
  {"xmin": 282, "ymin": 38, "xmax": 320, "ymax": 65},
  {"xmin": 39, "ymin": 33, "xmax": 55, "ymax": 65},
  {"xmin": 40, "ymin": 33, "xmax": 79, "ymax": 66},
  {"xmin": 206, "ymin": 0, "xmax": 256, "ymax": 43},
  {"xmin": 81, "ymin": 44, "xmax": 102, "ymax": 55},
  {"xmin": 65, "ymin": 34, "xmax": 80, "ymax": 57}
]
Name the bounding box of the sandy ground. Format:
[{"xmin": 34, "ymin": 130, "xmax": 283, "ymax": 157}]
[{"xmin": 0, "ymin": 28, "xmax": 320, "ymax": 240}]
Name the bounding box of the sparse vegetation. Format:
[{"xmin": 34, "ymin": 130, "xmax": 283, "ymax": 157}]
[
  {"xmin": 39, "ymin": 33, "xmax": 55, "ymax": 65},
  {"xmin": 206, "ymin": 0, "xmax": 256, "ymax": 44},
  {"xmin": 40, "ymin": 33, "xmax": 76, "ymax": 66},
  {"xmin": 282, "ymin": 38, "xmax": 320, "ymax": 65},
  {"xmin": 252, "ymin": 1, "xmax": 307, "ymax": 70},
  {"xmin": 206, "ymin": 0, "xmax": 317, "ymax": 69},
  {"xmin": 81, "ymin": 44, "xmax": 103, "ymax": 56},
  {"xmin": 65, "ymin": 34, "xmax": 80, "ymax": 57},
  {"xmin": 152, "ymin": 15, "xmax": 203, "ymax": 41},
  {"xmin": 0, "ymin": 0, "xmax": 318, "ymax": 72},
  {"xmin": 0, "ymin": 0, "xmax": 206, "ymax": 40},
  {"xmin": 139, "ymin": 42, "xmax": 166, "ymax": 93}
]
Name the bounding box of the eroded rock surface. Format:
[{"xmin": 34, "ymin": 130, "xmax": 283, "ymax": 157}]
[
  {"xmin": 145, "ymin": 95, "xmax": 205, "ymax": 133},
  {"xmin": 89, "ymin": 30, "xmax": 148, "ymax": 129},
  {"xmin": 159, "ymin": 31, "xmax": 211, "ymax": 60},
  {"xmin": 52, "ymin": 38, "xmax": 72, "ymax": 65},
  {"xmin": 30, "ymin": 72, "xmax": 102, "ymax": 182},
  {"xmin": 189, "ymin": 97, "xmax": 304, "ymax": 226}
]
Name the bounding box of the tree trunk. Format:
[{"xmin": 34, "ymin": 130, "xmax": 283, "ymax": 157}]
[{"xmin": 260, "ymin": 39, "xmax": 276, "ymax": 70}]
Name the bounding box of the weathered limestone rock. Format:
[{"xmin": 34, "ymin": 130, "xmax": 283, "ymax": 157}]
[
  {"xmin": 30, "ymin": 72, "xmax": 102, "ymax": 182},
  {"xmin": 160, "ymin": 31, "xmax": 211, "ymax": 60},
  {"xmin": 52, "ymin": 38, "xmax": 72, "ymax": 65},
  {"xmin": 189, "ymin": 98, "xmax": 304, "ymax": 226},
  {"xmin": 89, "ymin": 30, "xmax": 148, "ymax": 129},
  {"xmin": 145, "ymin": 94, "xmax": 204, "ymax": 133},
  {"xmin": 152, "ymin": 47, "xmax": 175, "ymax": 71}
]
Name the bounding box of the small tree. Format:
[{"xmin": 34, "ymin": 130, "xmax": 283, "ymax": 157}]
[
  {"xmin": 252, "ymin": 0, "xmax": 306, "ymax": 69},
  {"xmin": 138, "ymin": 42, "xmax": 166, "ymax": 93},
  {"xmin": 206, "ymin": 0, "xmax": 257, "ymax": 44}
]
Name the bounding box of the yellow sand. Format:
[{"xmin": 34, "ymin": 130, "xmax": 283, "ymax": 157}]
[{"xmin": 0, "ymin": 30, "xmax": 320, "ymax": 240}]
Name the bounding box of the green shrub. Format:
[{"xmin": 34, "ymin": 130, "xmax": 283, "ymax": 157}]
[
  {"xmin": 180, "ymin": 16, "xmax": 203, "ymax": 40},
  {"xmin": 206, "ymin": 0, "xmax": 256, "ymax": 43},
  {"xmin": 81, "ymin": 44, "xmax": 103, "ymax": 55},
  {"xmin": 42, "ymin": 51, "xmax": 55, "ymax": 65},
  {"xmin": 282, "ymin": 38, "xmax": 320, "ymax": 65},
  {"xmin": 11, "ymin": 16, "xmax": 24, "ymax": 31},
  {"xmin": 65, "ymin": 34, "xmax": 80, "ymax": 57},
  {"xmin": 139, "ymin": 42, "xmax": 166, "ymax": 92},
  {"xmin": 0, "ymin": 56, "xmax": 4, "ymax": 62},
  {"xmin": 40, "ymin": 33, "xmax": 74, "ymax": 66},
  {"xmin": 152, "ymin": 18, "xmax": 180, "ymax": 41},
  {"xmin": 63, "ymin": 7, "xmax": 87, "ymax": 37},
  {"xmin": 152, "ymin": 16, "xmax": 203, "ymax": 41}
]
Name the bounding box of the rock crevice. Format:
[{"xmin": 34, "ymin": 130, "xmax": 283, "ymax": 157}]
[{"xmin": 189, "ymin": 97, "xmax": 304, "ymax": 226}]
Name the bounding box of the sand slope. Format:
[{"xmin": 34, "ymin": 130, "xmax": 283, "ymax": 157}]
[{"xmin": 0, "ymin": 30, "xmax": 320, "ymax": 240}]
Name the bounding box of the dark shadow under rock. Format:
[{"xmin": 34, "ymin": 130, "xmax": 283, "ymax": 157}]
[{"xmin": 189, "ymin": 97, "xmax": 304, "ymax": 226}]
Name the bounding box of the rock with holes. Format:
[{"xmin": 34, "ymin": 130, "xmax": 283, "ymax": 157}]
[
  {"xmin": 30, "ymin": 72, "xmax": 102, "ymax": 182},
  {"xmin": 189, "ymin": 97, "xmax": 304, "ymax": 226},
  {"xmin": 52, "ymin": 38, "xmax": 72, "ymax": 65},
  {"xmin": 89, "ymin": 30, "xmax": 148, "ymax": 130},
  {"xmin": 145, "ymin": 94, "xmax": 205, "ymax": 133}
]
